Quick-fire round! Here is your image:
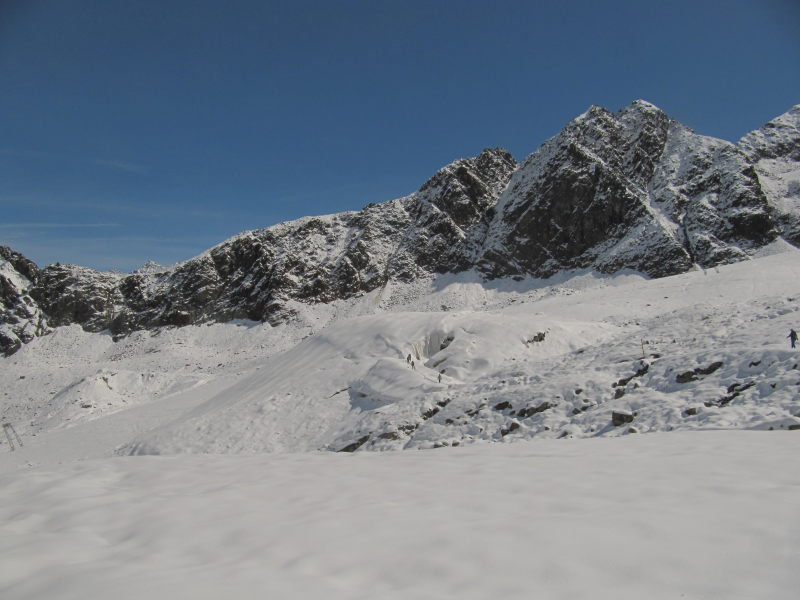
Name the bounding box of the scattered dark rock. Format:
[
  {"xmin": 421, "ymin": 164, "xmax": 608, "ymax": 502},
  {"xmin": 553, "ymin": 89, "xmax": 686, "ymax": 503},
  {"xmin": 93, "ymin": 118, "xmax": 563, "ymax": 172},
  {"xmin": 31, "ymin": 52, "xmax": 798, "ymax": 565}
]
[
  {"xmin": 612, "ymin": 411, "xmax": 635, "ymax": 426},
  {"xmin": 787, "ymin": 424, "xmax": 800, "ymax": 431},
  {"xmin": 614, "ymin": 362, "xmax": 650, "ymax": 387},
  {"xmin": 493, "ymin": 401, "xmax": 512, "ymax": 411},
  {"xmin": 377, "ymin": 431, "xmax": 400, "ymax": 440},
  {"xmin": 677, "ymin": 361, "xmax": 724, "ymax": 383},
  {"xmin": 436, "ymin": 398, "xmax": 451, "ymax": 408},
  {"xmin": 517, "ymin": 402, "xmax": 555, "ymax": 419},
  {"xmin": 422, "ymin": 407, "xmax": 439, "ymax": 420},
  {"xmin": 528, "ymin": 332, "xmax": 546, "ymax": 343},
  {"xmin": 614, "ymin": 388, "xmax": 626, "ymax": 399},
  {"xmin": 501, "ymin": 422, "xmax": 521, "ymax": 436},
  {"xmin": 572, "ymin": 408, "xmax": 582, "ymax": 415},
  {"xmin": 697, "ymin": 361, "xmax": 724, "ymax": 375},
  {"xmin": 749, "ymin": 360, "xmax": 761, "ymax": 367},
  {"xmin": 683, "ymin": 407, "xmax": 700, "ymax": 416},
  {"xmin": 338, "ymin": 435, "xmax": 370, "ymax": 452},
  {"xmin": 726, "ymin": 381, "xmax": 754, "ymax": 394},
  {"xmin": 465, "ymin": 402, "xmax": 487, "ymax": 417},
  {"xmin": 398, "ymin": 423, "xmax": 418, "ymax": 435},
  {"xmin": 706, "ymin": 381, "xmax": 756, "ymax": 407}
]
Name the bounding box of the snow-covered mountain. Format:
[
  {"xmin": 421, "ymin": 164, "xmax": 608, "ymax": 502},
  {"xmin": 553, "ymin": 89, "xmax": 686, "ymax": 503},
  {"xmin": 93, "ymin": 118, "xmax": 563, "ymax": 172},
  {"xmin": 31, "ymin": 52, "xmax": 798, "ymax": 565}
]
[
  {"xmin": 2, "ymin": 100, "xmax": 797, "ymax": 357},
  {"xmin": 3, "ymin": 103, "xmax": 800, "ymax": 597}
]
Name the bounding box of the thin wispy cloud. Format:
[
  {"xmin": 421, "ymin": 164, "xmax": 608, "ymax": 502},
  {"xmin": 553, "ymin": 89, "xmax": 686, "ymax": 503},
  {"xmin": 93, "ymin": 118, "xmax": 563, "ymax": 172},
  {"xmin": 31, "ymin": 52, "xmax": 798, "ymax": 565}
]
[
  {"xmin": 0, "ymin": 147, "xmax": 150, "ymax": 175},
  {"xmin": 7, "ymin": 235, "xmax": 207, "ymax": 272},
  {"xmin": 0, "ymin": 195, "xmax": 235, "ymax": 221},
  {"xmin": 91, "ymin": 159, "xmax": 150, "ymax": 174},
  {"xmin": 0, "ymin": 148, "xmax": 53, "ymax": 160},
  {"xmin": 0, "ymin": 223, "xmax": 121, "ymax": 229}
]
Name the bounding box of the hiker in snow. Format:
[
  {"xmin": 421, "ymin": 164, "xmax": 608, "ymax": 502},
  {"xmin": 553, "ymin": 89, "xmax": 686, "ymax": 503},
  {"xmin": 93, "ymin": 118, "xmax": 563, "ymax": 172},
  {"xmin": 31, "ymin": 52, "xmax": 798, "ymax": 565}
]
[
  {"xmin": 437, "ymin": 373, "xmax": 442, "ymax": 383},
  {"xmin": 411, "ymin": 360, "xmax": 415, "ymax": 370},
  {"xmin": 789, "ymin": 329, "xmax": 798, "ymax": 349},
  {"xmin": 406, "ymin": 353, "xmax": 412, "ymax": 364}
]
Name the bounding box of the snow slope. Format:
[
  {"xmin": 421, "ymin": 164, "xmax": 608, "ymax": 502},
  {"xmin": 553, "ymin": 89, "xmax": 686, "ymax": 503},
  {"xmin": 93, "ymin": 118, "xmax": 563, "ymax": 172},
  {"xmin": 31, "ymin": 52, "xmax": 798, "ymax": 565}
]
[{"xmin": 3, "ymin": 244, "xmax": 800, "ymax": 459}]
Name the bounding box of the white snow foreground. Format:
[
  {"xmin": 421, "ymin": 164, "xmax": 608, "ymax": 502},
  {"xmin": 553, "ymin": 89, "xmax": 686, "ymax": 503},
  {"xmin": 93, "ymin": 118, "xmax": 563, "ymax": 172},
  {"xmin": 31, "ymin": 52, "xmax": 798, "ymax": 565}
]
[
  {"xmin": 0, "ymin": 432, "xmax": 797, "ymax": 600},
  {"xmin": 2, "ymin": 248, "xmax": 800, "ymax": 598}
]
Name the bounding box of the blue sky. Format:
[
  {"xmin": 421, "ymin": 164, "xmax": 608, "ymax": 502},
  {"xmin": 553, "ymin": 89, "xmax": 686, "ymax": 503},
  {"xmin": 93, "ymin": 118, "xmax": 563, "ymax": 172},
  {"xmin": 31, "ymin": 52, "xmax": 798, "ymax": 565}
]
[{"xmin": 1, "ymin": 0, "xmax": 798, "ymax": 271}]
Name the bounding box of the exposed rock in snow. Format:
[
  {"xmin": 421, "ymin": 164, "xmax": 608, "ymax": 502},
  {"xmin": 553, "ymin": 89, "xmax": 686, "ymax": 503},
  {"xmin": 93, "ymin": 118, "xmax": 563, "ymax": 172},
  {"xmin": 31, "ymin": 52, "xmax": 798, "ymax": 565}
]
[
  {"xmin": 0, "ymin": 246, "xmax": 48, "ymax": 356},
  {"xmin": 4, "ymin": 248, "xmax": 800, "ymax": 458},
  {"xmin": 738, "ymin": 105, "xmax": 800, "ymax": 244}
]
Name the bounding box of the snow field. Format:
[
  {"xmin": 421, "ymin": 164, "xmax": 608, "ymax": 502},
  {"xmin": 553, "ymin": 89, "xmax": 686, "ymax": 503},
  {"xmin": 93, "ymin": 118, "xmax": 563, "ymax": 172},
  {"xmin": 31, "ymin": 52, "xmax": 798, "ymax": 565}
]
[{"xmin": 0, "ymin": 431, "xmax": 797, "ymax": 600}]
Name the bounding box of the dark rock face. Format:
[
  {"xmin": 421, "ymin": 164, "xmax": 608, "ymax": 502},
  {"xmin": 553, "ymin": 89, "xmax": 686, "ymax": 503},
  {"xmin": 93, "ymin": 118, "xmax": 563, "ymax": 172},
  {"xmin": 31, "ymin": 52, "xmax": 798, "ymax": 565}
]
[
  {"xmin": 481, "ymin": 100, "xmax": 780, "ymax": 278},
  {"xmin": 738, "ymin": 105, "xmax": 800, "ymax": 244},
  {"xmin": 0, "ymin": 246, "xmax": 48, "ymax": 355},
  {"xmin": 31, "ymin": 264, "xmax": 122, "ymax": 331},
  {"xmin": 3, "ymin": 101, "xmax": 799, "ymax": 354},
  {"xmin": 0, "ymin": 246, "xmax": 39, "ymax": 282},
  {"xmin": 651, "ymin": 124, "xmax": 777, "ymax": 266}
]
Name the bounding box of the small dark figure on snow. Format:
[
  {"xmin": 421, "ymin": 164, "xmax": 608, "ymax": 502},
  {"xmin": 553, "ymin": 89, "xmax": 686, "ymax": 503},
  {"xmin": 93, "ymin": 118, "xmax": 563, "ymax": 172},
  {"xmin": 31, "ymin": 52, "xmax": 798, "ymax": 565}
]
[
  {"xmin": 789, "ymin": 329, "xmax": 798, "ymax": 349},
  {"xmin": 437, "ymin": 373, "xmax": 442, "ymax": 383},
  {"xmin": 411, "ymin": 360, "xmax": 415, "ymax": 370},
  {"xmin": 406, "ymin": 353, "xmax": 412, "ymax": 364}
]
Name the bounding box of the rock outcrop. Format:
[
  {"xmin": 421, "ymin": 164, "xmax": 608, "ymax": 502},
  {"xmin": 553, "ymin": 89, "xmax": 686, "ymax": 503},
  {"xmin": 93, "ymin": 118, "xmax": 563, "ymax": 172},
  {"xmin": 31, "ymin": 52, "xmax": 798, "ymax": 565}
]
[
  {"xmin": 738, "ymin": 105, "xmax": 800, "ymax": 244},
  {"xmin": 0, "ymin": 246, "xmax": 48, "ymax": 355},
  {"xmin": 480, "ymin": 100, "xmax": 779, "ymax": 278}
]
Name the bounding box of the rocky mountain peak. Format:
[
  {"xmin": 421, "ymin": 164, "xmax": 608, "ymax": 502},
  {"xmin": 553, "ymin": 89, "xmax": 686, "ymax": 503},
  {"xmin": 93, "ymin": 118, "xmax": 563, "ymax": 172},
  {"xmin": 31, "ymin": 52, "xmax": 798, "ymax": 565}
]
[
  {"xmin": 0, "ymin": 246, "xmax": 48, "ymax": 355},
  {"xmin": 2, "ymin": 100, "xmax": 798, "ymax": 355},
  {"xmin": 738, "ymin": 104, "xmax": 800, "ymax": 162},
  {"xmin": 416, "ymin": 147, "xmax": 516, "ymax": 229},
  {"xmin": 735, "ymin": 104, "xmax": 800, "ymax": 244},
  {"xmin": 0, "ymin": 245, "xmax": 40, "ymax": 284}
]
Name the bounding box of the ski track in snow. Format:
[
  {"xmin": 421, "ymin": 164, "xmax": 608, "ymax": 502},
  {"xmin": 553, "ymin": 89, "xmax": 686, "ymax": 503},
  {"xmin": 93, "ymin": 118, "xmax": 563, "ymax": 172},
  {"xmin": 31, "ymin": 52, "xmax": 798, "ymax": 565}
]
[{"xmin": 1, "ymin": 247, "xmax": 800, "ymax": 598}]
